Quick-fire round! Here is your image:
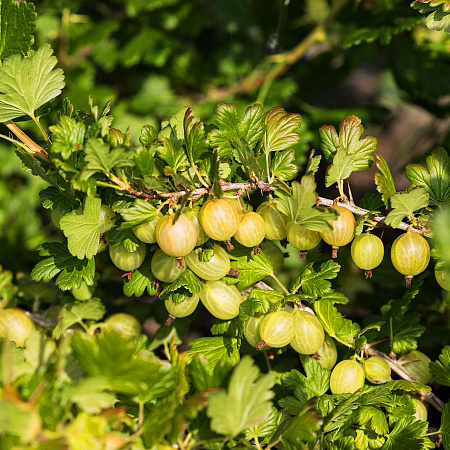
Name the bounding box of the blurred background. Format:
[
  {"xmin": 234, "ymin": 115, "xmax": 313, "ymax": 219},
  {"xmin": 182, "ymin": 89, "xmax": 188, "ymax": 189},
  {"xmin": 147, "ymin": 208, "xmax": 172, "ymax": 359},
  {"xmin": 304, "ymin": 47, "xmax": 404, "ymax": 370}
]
[{"xmin": 1, "ymin": 0, "xmax": 449, "ymax": 367}]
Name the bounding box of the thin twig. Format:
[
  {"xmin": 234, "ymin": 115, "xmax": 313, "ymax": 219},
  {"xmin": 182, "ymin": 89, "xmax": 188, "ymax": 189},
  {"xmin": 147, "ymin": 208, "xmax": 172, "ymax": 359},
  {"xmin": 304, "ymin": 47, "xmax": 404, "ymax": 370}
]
[
  {"xmin": 3, "ymin": 120, "xmax": 50, "ymax": 163},
  {"xmin": 365, "ymin": 346, "xmax": 444, "ymax": 412},
  {"xmin": 316, "ymin": 197, "xmax": 432, "ymax": 238}
]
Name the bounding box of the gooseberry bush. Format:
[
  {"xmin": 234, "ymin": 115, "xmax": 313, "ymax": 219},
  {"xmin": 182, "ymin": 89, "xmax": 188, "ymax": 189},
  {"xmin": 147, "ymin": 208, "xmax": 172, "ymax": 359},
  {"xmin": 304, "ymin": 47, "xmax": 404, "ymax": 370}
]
[{"xmin": 1, "ymin": 2, "xmax": 450, "ymax": 450}]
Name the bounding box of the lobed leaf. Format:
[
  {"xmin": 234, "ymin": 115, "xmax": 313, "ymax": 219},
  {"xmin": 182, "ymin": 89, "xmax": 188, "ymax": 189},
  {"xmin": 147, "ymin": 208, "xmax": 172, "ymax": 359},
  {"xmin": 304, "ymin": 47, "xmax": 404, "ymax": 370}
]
[
  {"xmin": 0, "ymin": 44, "xmax": 64, "ymax": 122},
  {"xmin": 206, "ymin": 356, "xmax": 275, "ymax": 437},
  {"xmin": 31, "ymin": 242, "xmax": 95, "ymax": 291},
  {"xmin": 405, "ymin": 147, "xmax": 450, "ymax": 206},
  {"xmin": 60, "ymin": 197, "xmax": 102, "ymax": 260},
  {"xmin": 384, "ymin": 187, "xmax": 429, "ymax": 228},
  {"xmin": 429, "ymin": 345, "xmax": 450, "ymax": 386},
  {"xmin": 375, "ymin": 154, "xmax": 396, "ymax": 208},
  {"xmin": 49, "ymin": 116, "xmax": 86, "ymax": 160},
  {"xmin": 264, "ymin": 106, "xmax": 302, "ymax": 154},
  {"xmin": 120, "ymin": 198, "xmax": 159, "ymax": 228},
  {"xmin": 186, "ymin": 336, "xmax": 240, "ymax": 370}
]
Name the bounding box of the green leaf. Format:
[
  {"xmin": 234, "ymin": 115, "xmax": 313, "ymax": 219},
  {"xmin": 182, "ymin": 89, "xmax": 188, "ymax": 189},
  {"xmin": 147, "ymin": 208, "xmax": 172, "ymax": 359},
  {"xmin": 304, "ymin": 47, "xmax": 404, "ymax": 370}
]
[
  {"xmin": 123, "ymin": 254, "xmax": 158, "ymax": 297},
  {"xmin": 354, "ymin": 406, "xmax": 389, "ymax": 435},
  {"xmin": 31, "ymin": 242, "xmax": 95, "ymax": 291},
  {"xmin": 39, "ymin": 186, "xmax": 80, "ymax": 213},
  {"xmin": 319, "ymin": 116, "xmax": 377, "ymax": 170},
  {"xmin": 315, "ymin": 299, "xmax": 360, "ymax": 344},
  {"xmin": 206, "ymin": 356, "xmax": 275, "ymax": 437},
  {"xmin": 380, "ymin": 416, "xmax": 432, "ymax": 450},
  {"xmin": 158, "ymin": 137, "xmax": 188, "ymax": 174},
  {"xmin": 120, "ymin": 198, "xmax": 159, "ymax": 228},
  {"xmin": 325, "ymin": 146, "xmax": 356, "ymax": 188},
  {"xmin": 405, "ymin": 147, "xmax": 450, "ymax": 206},
  {"xmin": 271, "ymin": 149, "xmax": 298, "ymax": 181},
  {"xmin": 83, "ymin": 138, "xmax": 134, "ymax": 178},
  {"xmin": 208, "ymin": 103, "xmax": 265, "ymax": 158},
  {"xmin": 60, "ymin": 196, "xmax": 102, "ymax": 260},
  {"xmin": 441, "ymin": 402, "xmax": 450, "ymax": 450},
  {"xmin": 245, "ymin": 407, "xmax": 283, "ymax": 441},
  {"xmin": 63, "ymin": 376, "xmax": 116, "ymax": 414},
  {"xmin": 186, "ymin": 336, "xmax": 240, "ymax": 370},
  {"xmin": 231, "ymin": 137, "xmax": 261, "ymax": 179},
  {"xmin": 384, "ymin": 187, "xmax": 429, "ymax": 228},
  {"xmin": 71, "ymin": 331, "xmax": 177, "ymax": 401},
  {"xmin": 429, "ymin": 346, "xmax": 450, "ymax": 386},
  {"xmin": 412, "ymin": 2, "xmax": 450, "ymax": 32},
  {"xmin": 305, "ymin": 150, "xmax": 322, "ymax": 176},
  {"xmin": 359, "ymin": 192, "xmax": 384, "ymax": 211},
  {"xmin": 53, "ymin": 298, "xmax": 105, "ymax": 339},
  {"xmin": 275, "ymin": 177, "xmax": 338, "ymax": 231},
  {"xmin": 0, "ymin": 398, "xmax": 38, "ymax": 441},
  {"xmin": 160, "ymin": 269, "xmax": 203, "ymax": 299},
  {"xmin": 134, "ymin": 145, "xmax": 156, "ymax": 177},
  {"xmin": 264, "ymin": 106, "xmax": 302, "ymax": 153},
  {"xmin": 375, "ymin": 154, "xmax": 396, "ymax": 208},
  {"xmin": 229, "ymin": 250, "xmax": 273, "ymax": 290},
  {"xmin": 110, "ymin": 226, "xmax": 141, "ymax": 252},
  {"xmin": 49, "ymin": 116, "xmax": 86, "ymax": 159},
  {"xmin": 290, "ymin": 260, "xmax": 341, "ymax": 299},
  {"xmin": 0, "ymin": 0, "xmax": 36, "ymax": 59},
  {"xmin": 183, "ymin": 107, "xmax": 208, "ymax": 163},
  {"xmin": 188, "ymin": 354, "xmax": 234, "ymax": 391},
  {"xmin": 282, "ymin": 358, "xmax": 330, "ymax": 404},
  {"xmin": 281, "ymin": 400, "xmax": 323, "ymax": 449},
  {"xmin": 139, "ymin": 124, "xmax": 158, "ymax": 146},
  {"xmin": 0, "ymin": 44, "xmax": 65, "ymax": 122}
]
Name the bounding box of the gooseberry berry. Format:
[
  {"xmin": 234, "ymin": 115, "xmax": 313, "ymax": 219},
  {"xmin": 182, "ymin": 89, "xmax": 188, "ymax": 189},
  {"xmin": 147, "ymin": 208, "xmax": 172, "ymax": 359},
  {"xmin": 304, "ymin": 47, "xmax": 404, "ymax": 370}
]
[
  {"xmin": 391, "ymin": 232, "xmax": 430, "ymax": 287},
  {"xmin": 435, "ymin": 268, "xmax": 450, "ymax": 291},
  {"xmin": 233, "ymin": 211, "xmax": 266, "ymax": 248},
  {"xmin": 151, "ymin": 250, "xmax": 186, "ymax": 283},
  {"xmin": 256, "ymin": 201, "xmax": 289, "ymax": 241},
  {"xmin": 199, "ymin": 198, "xmax": 239, "ymax": 247},
  {"xmin": 0, "ymin": 308, "xmax": 35, "ymax": 347},
  {"xmin": 185, "ymin": 244, "xmax": 230, "ymax": 280},
  {"xmin": 290, "ymin": 311, "xmax": 325, "ymax": 355},
  {"xmin": 402, "ymin": 350, "xmax": 432, "ymax": 384},
  {"xmin": 199, "ymin": 281, "xmax": 242, "ymax": 320},
  {"xmin": 330, "ymin": 360, "xmax": 365, "ymax": 394},
  {"xmin": 286, "ymin": 221, "xmax": 321, "ymax": 258},
  {"xmin": 351, "ymin": 233, "xmax": 384, "ymax": 278},
  {"xmin": 244, "ymin": 315, "xmax": 263, "ymax": 348},
  {"xmin": 104, "ymin": 313, "xmax": 141, "ymax": 337},
  {"xmin": 411, "ymin": 398, "xmax": 428, "ymax": 422},
  {"xmin": 363, "ymin": 356, "xmax": 391, "ymax": 384},
  {"xmin": 320, "ymin": 205, "xmax": 355, "ymax": 258},
  {"xmin": 109, "ymin": 240, "xmax": 146, "ymax": 272},
  {"xmin": 300, "ymin": 334, "xmax": 337, "ymax": 370},
  {"xmin": 258, "ymin": 311, "xmax": 295, "ymax": 349},
  {"xmin": 165, "ymin": 293, "xmax": 199, "ymax": 320},
  {"xmin": 132, "ymin": 213, "xmax": 163, "ymax": 244},
  {"xmin": 156, "ymin": 214, "xmax": 198, "ymax": 257}
]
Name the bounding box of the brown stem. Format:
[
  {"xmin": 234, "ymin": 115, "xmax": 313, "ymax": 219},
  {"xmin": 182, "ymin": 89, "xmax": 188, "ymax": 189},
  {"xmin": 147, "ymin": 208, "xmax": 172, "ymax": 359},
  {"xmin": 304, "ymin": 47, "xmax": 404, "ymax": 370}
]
[
  {"xmin": 405, "ymin": 276, "xmax": 413, "ymax": 288},
  {"xmin": 316, "ymin": 197, "xmax": 432, "ymax": 238},
  {"xmin": 365, "ymin": 346, "xmax": 445, "ymax": 412},
  {"xmin": 331, "ymin": 246, "xmax": 339, "ymax": 259},
  {"xmin": 256, "ymin": 340, "xmax": 267, "ymax": 351},
  {"xmin": 4, "ymin": 120, "xmax": 49, "ymax": 162},
  {"xmin": 166, "ymin": 315, "xmax": 175, "ymax": 326}
]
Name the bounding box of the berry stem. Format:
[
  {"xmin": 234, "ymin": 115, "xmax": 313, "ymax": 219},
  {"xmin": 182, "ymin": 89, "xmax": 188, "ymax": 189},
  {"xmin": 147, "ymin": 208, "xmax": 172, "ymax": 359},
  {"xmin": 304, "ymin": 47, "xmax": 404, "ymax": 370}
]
[{"xmin": 269, "ymin": 273, "xmax": 290, "ymax": 295}]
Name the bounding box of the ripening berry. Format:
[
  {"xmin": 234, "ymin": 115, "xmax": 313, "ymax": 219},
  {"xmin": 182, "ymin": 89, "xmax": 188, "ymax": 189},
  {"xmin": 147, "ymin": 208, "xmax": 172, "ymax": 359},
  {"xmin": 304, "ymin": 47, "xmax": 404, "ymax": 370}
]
[
  {"xmin": 156, "ymin": 214, "xmax": 198, "ymax": 257},
  {"xmin": 199, "ymin": 199, "xmax": 239, "ymax": 242},
  {"xmin": 234, "ymin": 212, "xmax": 266, "ymax": 247},
  {"xmin": 256, "ymin": 201, "xmax": 289, "ymax": 241},
  {"xmin": 320, "ymin": 206, "xmax": 355, "ymax": 258},
  {"xmin": 330, "ymin": 360, "xmax": 365, "ymax": 394}
]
